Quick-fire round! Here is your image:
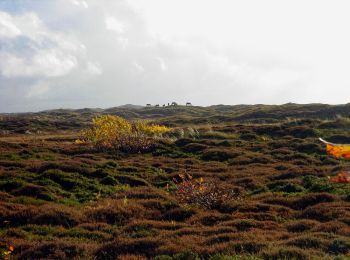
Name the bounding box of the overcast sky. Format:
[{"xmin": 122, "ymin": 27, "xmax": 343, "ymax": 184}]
[{"xmin": 0, "ymin": 0, "xmax": 350, "ymax": 112}]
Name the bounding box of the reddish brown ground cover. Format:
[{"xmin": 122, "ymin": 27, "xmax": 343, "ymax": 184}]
[{"xmin": 0, "ymin": 114, "xmax": 349, "ymax": 259}]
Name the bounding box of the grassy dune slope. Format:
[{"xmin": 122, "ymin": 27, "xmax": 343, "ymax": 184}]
[{"xmin": 2, "ymin": 103, "xmax": 350, "ymax": 133}]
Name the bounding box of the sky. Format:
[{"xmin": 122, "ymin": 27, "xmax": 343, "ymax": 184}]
[{"xmin": 0, "ymin": 0, "xmax": 350, "ymax": 112}]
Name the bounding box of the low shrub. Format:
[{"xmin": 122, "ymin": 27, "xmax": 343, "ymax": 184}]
[
  {"xmin": 240, "ymin": 133, "xmax": 258, "ymax": 141},
  {"xmin": 154, "ymin": 251, "xmax": 200, "ymax": 260},
  {"xmin": 78, "ymin": 115, "xmax": 171, "ymax": 153},
  {"xmin": 115, "ymin": 175, "xmax": 149, "ymax": 187},
  {"xmin": 123, "ymin": 221, "xmax": 161, "ymax": 238},
  {"xmin": 18, "ymin": 241, "xmax": 88, "ymax": 259},
  {"xmin": 173, "ymin": 174, "xmax": 240, "ymax": 209},
  {"xmin": 299, "ymin": 203, "xmax": 346, "ymax": 222},
  {"xmin": 296, "ymin": 142, "xmax": 322, "ymax": 154},
  {"xmin": 328, "ymin": 239, "xmax": 350, "ymax": 254},
  {"xmin": 200, "ymin": 131, "xmax": 237, "ymax": 140},
  {"xmin": 209, "ymin": 254, "xmax": 261, "ymax": 260},
  {"xmin": 286, "ymin": 234, "xmax": 331, "ymax": 251},
  {"xmin": 0, "ymin": 179, "xmax": 24, "ymax": 192},
  {"xmin": 85, "ymin": 201, "xmax": 145, "ymax": 225},
  {"xmin": 231, "ymin": 241, "xmax": 266, "ymax": 254},
  {"xmin": 287, "ymin": 126, "xmax": 316, "ymax": 138},
  {"xmin": 326, "ymin": 135, "xmax": 350, "ymax": 143},
  {"xmin": 232, "ymin": 219, "xmax": 257, "ymax": 231},
  {"xmin": 314, "ymin": 221, "xmax": 349, "ymax": 235},
  {"xmin": 95, "ymin": 237, "xmax": 163, "ymax": 259},
  {"xmin": 33, "ymin": 206, "xmax": 80, "ymax": 228},
  {"xmin": 267, "ymin": 181, "xmax": 305, "ymax": 193},
  {"xmin": 201, "ymin": 149, "xmax": 238, "ymax": 162},
  {"xmin": 0, "ymin": 242, "xmax": 14, "ymax": 259},
  {"xmin": 100, "ymin": 176, "xmax": 118, "ymax": 185},
  {"xmin": 174, "ymin": 138, "xmax": 194, "ymax": 147},
  {"xmin": 172, "ymin": 251, "xmax": 200, "ymax": 260},
  {"xmin": 291, "ymin": 193, "xmax": 337, "ymax": 210},
  {"xmin": 269, "ymin": 171, "xmax": 300, "ymax": 181},
  {"xmin": 189, "ymin": 212, "xmax": 231, "ymax": 226},
  {"xmin": 117, "ymin": 255, "xmax": 147, "ymax": 260},
  {"xmin": 229, "ymin": 153, "xmax": 273, "ymax": 165},
  {"xmin": 12, "ymin": 184, "xmax": 55, "ymax": 201},
  {"xmin": 286, "ymin": 220, "xmax": 319, "ymax": 233},
  {"xmin": 302, "ymin": 176, "xmax": 335, "ymax": 193},
  {"xmin": 161, "ymin": 207, "xmax": 196, "ymax": 222},
  {"xmin": 183, "ymin": 143, "xmax": 208, "ymax": 153},
  {"xmin": 261, "ymin": 246, "xmax": 324, "ymax": 260}
]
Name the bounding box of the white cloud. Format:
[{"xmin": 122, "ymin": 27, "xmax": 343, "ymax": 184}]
[
  {"xmin": 117, "ymin": 36, "xmax": 129, "ymax": 49},
  {"xmin": 205, "ymin": 53, "xmax": 303, "ymax": 90},
  {"xmin": 26, "ymin": 81, "xmax": 50, "ymax": 98},
  {"xmin": 132, "ymin": 62, "xmax": 145, "ymax": 73},
  {"xmin": 87, "ymin": 62, "xmax": 102, "ymax": 75},
  {"xmin": 0, "ymin": 11, "xmax": 96, "ymax": 79},
  {"xmin": 0, "ymin": 50, "xmax": 77, "ymax": 77},
  {"xmin": 157, "ymin": 57, "xmax": 167, "ymax": 71},
  {"xmin": 0, "ymin": 12, "xmax": 21, "ymax": 38},
  {"xmin": 105, "ymin": 16, "xmax": 125, "ymax": 34},
  {"xmin": 71, "ymin": 0, "xmax": 89, "ymax": 8},
  {"xmin": 258, "ymin": 68, "xmax": 302, "ymax": 88}
]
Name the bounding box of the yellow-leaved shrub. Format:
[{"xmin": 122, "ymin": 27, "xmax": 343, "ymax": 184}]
[{"xmin": 77, "ymin": 115, "xmax": 171, "ymax": 152}]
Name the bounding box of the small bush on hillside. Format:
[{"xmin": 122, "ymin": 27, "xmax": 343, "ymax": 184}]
[
  {"xmin": 77, "ymin": 115, "xmax": 171, "ymax": 153},
  {"xmin": 267, "ymin": 181, "xmax": 305, "ymax": 193},
  {"xmin": 173, "ymin": 174, "xmax": 240, "ymax": 209},
  {"xmin": 302, "ymin": 176, "xmax": 335, "ymax": 193},
  {"xmin": 0, "ymin": 242, "xmax": 14, "ymax": 259}
]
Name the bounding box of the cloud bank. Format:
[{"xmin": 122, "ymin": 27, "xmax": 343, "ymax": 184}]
[{"xmin": 0, "ymin": 0, "xmax": 350, "ymax": 112}]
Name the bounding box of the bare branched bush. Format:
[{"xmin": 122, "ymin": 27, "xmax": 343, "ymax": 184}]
[{"xmin": 172, "ymin": 173, "xmax": 241, "ymax": 209}]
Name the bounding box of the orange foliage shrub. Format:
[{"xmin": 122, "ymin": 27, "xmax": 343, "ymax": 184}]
[
  {"xmin": 325, "ymin": 143, "xmax": 350, "ymax": 159},
  {"xmin": 0, "ymin": 242, "xmax": 14, "ymax": 259},
  {"xmin": 320, "ymin": 138, "xmax": 350, "ymax": 159},
  {"xmin": 328, "ymin": 172, "xmax": 350, "ymax": 184}
]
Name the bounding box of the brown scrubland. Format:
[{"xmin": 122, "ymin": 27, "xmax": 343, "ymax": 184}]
[{"xmin": 0, "ymin": 104, "xmax": 349, "ymax": 259}]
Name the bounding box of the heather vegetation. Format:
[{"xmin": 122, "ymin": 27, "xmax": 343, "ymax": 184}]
[{"xmin": 0, "ymin": 104, "xmax": 350, "ymax": 259}]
